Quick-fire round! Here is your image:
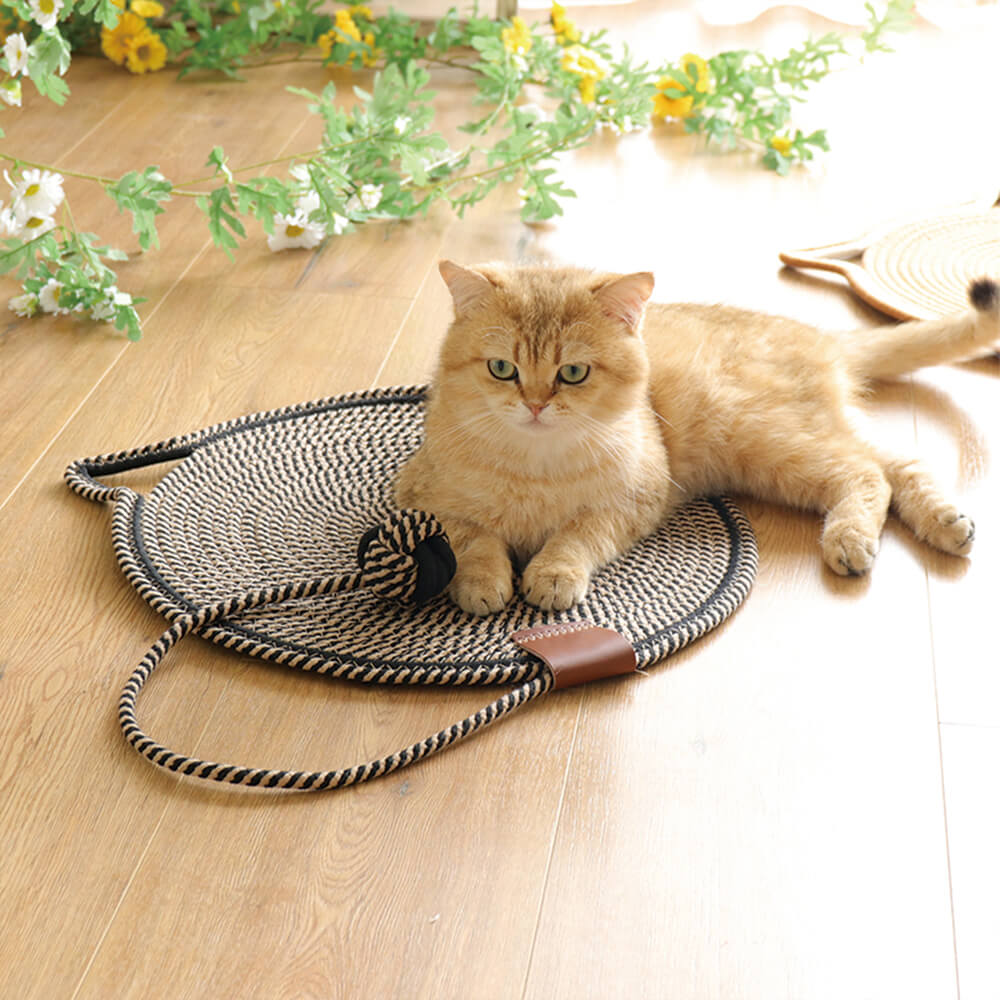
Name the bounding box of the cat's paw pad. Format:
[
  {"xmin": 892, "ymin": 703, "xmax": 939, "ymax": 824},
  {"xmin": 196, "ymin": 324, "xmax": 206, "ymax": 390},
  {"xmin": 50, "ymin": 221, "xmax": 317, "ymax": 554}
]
[
  {"xmin": 521, "ymin": 561, "xmax": 589, "ymax": 611},
  {"xmin": 926, "ymin": 509, "xmax": 975, "ymax": 556},
  {"xmin": 822, "ymin": 523, "xmax": 879, "ymax": 577},
  {"xmin": 451, "ymin": 569, "xmax": 513, "ymax": 617}
]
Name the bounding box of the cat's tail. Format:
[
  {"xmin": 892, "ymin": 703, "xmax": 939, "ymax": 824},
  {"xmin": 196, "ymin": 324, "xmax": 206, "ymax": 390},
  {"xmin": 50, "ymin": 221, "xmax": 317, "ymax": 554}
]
[{"xmin": 844, "ymin": 278, "xmax": 999, "ymax": 380}]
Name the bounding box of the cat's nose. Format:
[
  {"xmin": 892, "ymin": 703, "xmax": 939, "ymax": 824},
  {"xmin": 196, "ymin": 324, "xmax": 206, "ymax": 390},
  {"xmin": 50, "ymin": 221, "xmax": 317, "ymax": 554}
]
[{"xmin": 526, "ymin": 401, "xmax": 548, "ymax": 419}]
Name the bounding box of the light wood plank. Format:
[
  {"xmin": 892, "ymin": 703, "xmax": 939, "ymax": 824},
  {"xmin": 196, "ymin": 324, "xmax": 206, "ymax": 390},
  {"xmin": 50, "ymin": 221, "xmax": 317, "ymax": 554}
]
[
  {"xmin": 941, "ymin": 723, "xmax": 1000, "ymax": 1000},
  {"xmin": 913, "ymin": 363, "xmax": 1000, "ymax": 727}
]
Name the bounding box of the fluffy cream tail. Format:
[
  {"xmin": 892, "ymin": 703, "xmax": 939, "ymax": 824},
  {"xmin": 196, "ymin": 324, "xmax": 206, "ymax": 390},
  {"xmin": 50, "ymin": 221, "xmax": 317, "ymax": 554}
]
[{"xmin": 844, "ymin": 279, "xmax": 999, "ymax": 379}]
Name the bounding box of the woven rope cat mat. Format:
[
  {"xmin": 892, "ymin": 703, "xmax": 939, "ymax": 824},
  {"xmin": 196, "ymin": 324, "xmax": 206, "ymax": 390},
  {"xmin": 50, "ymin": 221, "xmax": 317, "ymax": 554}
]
[
  {"xmin": 66, "ymin": 386, "xmax": 757, "ymax": 792},
  {"xmin": 780, "ymin": 205, "xmax": 1000, "ymax": 321}
]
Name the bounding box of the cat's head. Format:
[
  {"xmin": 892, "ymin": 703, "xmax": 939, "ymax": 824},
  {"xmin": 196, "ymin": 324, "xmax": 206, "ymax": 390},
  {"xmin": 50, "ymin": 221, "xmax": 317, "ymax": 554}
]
[{"xmin": 434, "ymin": 260, "xmax": 654, "ymax": 449}]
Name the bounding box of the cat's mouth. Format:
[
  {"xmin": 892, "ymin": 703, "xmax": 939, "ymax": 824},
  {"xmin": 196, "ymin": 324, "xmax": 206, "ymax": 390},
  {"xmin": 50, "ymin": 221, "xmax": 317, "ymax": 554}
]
[{"xmin": 519, "ymin": 415, "xmax": 555, "ymax": 432}]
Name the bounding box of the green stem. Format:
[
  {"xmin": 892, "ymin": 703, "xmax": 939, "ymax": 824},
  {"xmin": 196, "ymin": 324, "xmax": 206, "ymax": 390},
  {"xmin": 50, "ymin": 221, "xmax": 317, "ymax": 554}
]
[
  {"xmin": 0, "ymin": 152, "xmax": 117, "ymax": 187},
  {"xmin": 411, "ymin": 117, "xmax": 594, "ymax": 198},
  {"xmin": 0, "ymin": 226, "xmax": 62, "ymax": 265}
]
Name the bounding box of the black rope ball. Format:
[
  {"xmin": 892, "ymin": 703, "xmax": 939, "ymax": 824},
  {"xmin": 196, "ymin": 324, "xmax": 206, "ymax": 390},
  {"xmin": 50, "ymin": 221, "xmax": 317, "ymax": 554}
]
[{"xmin": 356, "ymin": 509, "xmax": 457, "ymax": 604}]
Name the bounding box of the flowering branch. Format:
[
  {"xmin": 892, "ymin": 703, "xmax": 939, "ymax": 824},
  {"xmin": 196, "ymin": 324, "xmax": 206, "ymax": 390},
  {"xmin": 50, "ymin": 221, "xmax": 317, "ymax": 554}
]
[{"xmin": 0, "ymin": 0, "xmax": 914, "ymax": 338}]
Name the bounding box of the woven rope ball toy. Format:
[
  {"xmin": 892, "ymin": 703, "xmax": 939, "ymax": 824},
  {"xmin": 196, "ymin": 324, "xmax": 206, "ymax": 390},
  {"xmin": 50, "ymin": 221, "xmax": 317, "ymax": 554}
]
[{"xmin": 356, "ymin": 509, "xmax": 457, "ymax": 604}]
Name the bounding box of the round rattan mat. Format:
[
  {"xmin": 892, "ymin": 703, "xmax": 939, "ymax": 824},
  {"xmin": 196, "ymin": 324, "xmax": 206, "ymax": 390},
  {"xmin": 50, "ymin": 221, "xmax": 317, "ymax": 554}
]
[
  {"xmin": 67, "ymin": 386, "xmax": 758, "ymax": 789},
  {"xmin": 781, "ymin": 208, "xmax": 1000, "ymax": 321},
  {"xmin": 864, "ymin": 211, "xmax": 1000, "ymax": 318}
]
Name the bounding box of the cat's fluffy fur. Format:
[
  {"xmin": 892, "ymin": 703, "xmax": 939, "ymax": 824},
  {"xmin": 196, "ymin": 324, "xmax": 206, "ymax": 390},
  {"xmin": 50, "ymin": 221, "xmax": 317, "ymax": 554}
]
[{"xmin": 395, "ymin": 260, "xmax": 999, "ymax": 615}]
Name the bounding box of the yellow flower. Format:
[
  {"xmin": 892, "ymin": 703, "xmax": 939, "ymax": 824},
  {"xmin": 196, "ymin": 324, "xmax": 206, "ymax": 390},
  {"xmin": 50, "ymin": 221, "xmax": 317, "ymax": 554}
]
[
  {"xmin": 550, "ymin": 2, "xmax": 579, "ymax": 45},
  {"xmin": 334, "ymin": 8, "xmax": 362, "ymax": 43},
  {"xmin": 549, "ymin": 0, "xmax": 580, "ymax": 45},
  {"xmin": 578, "ymin": 76, "xmax": 596, "ymax": 105},
  {"xmin": 349, "ymin": 4, "xmax": 373, "ymax": 19},
  {"xmin": 319, "ymin": 18, "xmax": 378, "ymax": 67},
  {"xmin": 652, "ymin": 53, "xmax": 710, "ymax": 120},
  {"xmin": 130, "ymin": 0, "xmax": 163, "ymax": 16},
  {"xmin": 125, "ymin": 27, "xmax": 167, "ymax": 74},
  {"xmin": 100, "ymin": 10, "xmax": 146, "ymax": 66},
  {"xmin": 501, "ymin": 16, "xmax": 532, "ymax": 55},
  {"xmin": 560, "ymin": 43, "xmax": 607, "ymax": 81},
  {"xmin": 769, "ymin": 135, "xmax": 793, "ymax": 155},
  {"xmin": 359, "ymin": 30, "xmax": 378, "ymax": 67}
]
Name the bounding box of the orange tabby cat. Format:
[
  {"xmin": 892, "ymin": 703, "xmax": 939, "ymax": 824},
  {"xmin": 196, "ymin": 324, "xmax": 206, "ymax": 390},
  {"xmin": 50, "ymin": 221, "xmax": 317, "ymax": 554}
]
[{"xmin": 395, "ymin": 260, "xmax": 998, "ymax": 615}]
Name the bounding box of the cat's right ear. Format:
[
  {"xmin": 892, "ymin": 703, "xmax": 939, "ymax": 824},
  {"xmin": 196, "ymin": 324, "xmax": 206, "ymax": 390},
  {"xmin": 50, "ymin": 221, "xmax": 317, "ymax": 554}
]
[
  {"xmin": 592, "ymin": 272, "xmax": 655, "ymax": 332},
  {"xmin": 439, "ymin": 260, "xmax": 495, "ymax": 315}
]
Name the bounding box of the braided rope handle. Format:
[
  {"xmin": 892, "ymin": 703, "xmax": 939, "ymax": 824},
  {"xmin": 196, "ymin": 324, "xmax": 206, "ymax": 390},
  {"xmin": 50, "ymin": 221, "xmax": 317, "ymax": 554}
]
[
  {"xmin": 120, "ymin": 579, "xmax": 552, "ymax": 791},
  {"xmin": 65, "ymin": 435, "xmax": 203, "ymax": 503}
]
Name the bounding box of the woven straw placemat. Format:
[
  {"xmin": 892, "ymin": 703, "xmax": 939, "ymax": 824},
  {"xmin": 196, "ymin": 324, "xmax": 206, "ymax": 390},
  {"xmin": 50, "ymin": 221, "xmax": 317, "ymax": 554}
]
[
  {"xmin": 781, "ymin": 207, "xmax": 1000, "ymax": 321},
  {"xmin": 66, "ymin": 386, "xmax": 757, "ymax": 791}
]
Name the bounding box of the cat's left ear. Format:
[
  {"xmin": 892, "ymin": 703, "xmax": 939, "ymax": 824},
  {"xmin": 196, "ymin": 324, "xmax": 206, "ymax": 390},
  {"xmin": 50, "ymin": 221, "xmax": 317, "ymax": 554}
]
[{"xmin": 592, "ymin": 272, "xmax": 655, "ymax": 332}]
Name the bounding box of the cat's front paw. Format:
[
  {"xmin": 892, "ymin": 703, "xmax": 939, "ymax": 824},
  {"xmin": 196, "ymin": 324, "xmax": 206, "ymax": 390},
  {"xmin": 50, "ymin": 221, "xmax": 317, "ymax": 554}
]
[
  {"xmin": 521, "ymin": 558, "xmax": 589, "ymax": 611},
  {"xmin": 451, "ymin": 566, "xmax": 514, "ymax": 616}
]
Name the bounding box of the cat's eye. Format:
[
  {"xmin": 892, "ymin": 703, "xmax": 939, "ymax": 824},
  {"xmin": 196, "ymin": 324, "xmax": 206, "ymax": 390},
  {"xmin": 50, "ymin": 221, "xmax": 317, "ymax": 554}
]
[
  {"xmin": 558, "ymin": 363, "xmax": 590, "ymax": 385},
  {"xmin": 487, "ymin": 359, "xmax": 518, "ymax": 381}
]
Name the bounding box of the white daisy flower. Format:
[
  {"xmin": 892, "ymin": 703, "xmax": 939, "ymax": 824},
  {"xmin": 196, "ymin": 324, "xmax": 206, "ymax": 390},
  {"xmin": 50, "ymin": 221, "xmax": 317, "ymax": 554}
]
[
  {"xmin": 332, "ymin": 213, "xmax": 348, "ymax": 235},
  {"xmin": 4, "ymin": 33, "xmax": 29, "ymax": 77},
  {"xmin": 90, "ymin": 287, "xmax": 129, "ymax": 322},
  {"xmin": 9, "ymin": 292, "xmax": 39, "ymax": 318},
  {"xmin": 16, "ymin": 212, "xmax": 57, "ymax": 238},
  {"xmin": 393, "ymin": 116, "xmax": 410, "ymax": 136},
  {"xmin": 0, "ymin": 79, "xmax": 22, "ymax": 107},
  {"xmin": 266, "ymin": 210, "xmax": 326, "ymax": 251},
  {"xmin": 295, "ymin": 189, "xmax": 322, "ymax": 216},
  {"xmin": 90, "ymin": 299, "xmax": 114, "ymax": 322},
  {"xmin": 38, "ymin": 278, "xmax": 68, "ymax": 314},
  {"xmin": 28, "ymin": 0, "xmax": 64, "ymax": 31},
  {"xmin": 358, "ymin": 183, "xmax": 382, "ymax": 211},
  {"xmin": 9, "ymin": 168, "xmax": 65, "ymax": 218}
]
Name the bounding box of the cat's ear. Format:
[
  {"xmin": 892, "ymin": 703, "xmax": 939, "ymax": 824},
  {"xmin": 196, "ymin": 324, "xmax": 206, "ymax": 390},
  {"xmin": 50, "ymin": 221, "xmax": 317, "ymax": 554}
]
[
  {"xmin": 592, "ymin": 272, "xmax": 655, "ymax": 331},
  {"xmin": 439, "ymin": 260, "xmax": 495, "ymax": 315}
]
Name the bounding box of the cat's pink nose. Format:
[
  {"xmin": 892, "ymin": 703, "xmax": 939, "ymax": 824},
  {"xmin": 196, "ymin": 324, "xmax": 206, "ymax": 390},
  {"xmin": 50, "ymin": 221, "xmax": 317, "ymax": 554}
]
[{"xmin": 526, "ymin": 402, "xmax": 548, "ymax": 419}]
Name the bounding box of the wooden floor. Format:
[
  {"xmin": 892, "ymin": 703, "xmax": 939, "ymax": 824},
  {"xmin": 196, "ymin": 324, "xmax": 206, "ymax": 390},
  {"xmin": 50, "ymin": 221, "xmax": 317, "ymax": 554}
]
[{"xmin": 2, "ymin": 3, "xmax": 999, "ymax": 997}]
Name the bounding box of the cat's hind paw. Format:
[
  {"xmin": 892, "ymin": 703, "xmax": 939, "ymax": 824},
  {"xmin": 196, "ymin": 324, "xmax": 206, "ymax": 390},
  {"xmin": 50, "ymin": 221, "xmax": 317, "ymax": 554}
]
[
  {"xmin": 822, "ymin": 522, "xmax": 879, "ymax": 577},
  {"xmin": 924, "ymin": 509, "xmax": 975, "ymax": 556},
  {"xmin": 521, "ymin": 559, "xmax": 589, "ymax": 611}
]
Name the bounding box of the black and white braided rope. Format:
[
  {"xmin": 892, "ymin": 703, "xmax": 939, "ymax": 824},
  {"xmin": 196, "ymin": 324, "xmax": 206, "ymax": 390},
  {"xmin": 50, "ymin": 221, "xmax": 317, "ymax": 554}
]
[{"xmin": 118, "ymin": 577, "xmax": 552, "ymax": 790}]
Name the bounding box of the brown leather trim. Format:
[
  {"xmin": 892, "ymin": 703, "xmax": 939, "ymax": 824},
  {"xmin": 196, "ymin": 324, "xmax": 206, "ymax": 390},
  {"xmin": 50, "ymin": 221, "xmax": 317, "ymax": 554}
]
[{"xmin": 512, "ymin": 621, "xmax": 637, "ymax": 690}]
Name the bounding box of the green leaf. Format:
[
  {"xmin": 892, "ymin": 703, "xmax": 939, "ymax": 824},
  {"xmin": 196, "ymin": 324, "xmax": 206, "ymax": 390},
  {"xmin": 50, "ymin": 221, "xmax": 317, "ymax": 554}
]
[{"xmin": 105, "ymin": 167, "xmax": 173, "ymax": 251}]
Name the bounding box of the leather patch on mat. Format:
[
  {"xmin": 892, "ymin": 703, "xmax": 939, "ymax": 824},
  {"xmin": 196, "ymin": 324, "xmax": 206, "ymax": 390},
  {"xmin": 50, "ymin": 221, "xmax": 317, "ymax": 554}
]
[{"xmin": 512, "ymin": 621, "xmax": 637, "ymax": 690}]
